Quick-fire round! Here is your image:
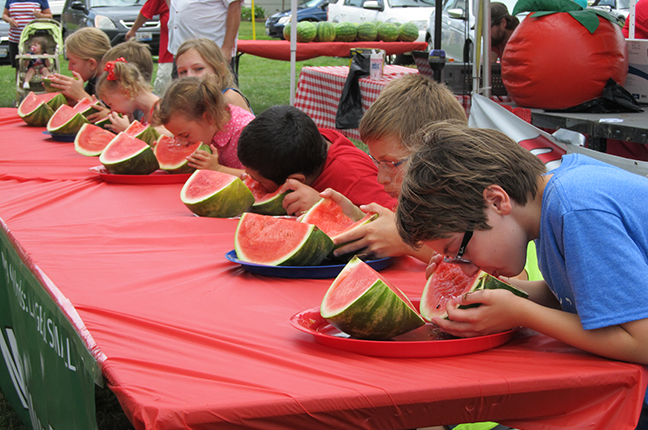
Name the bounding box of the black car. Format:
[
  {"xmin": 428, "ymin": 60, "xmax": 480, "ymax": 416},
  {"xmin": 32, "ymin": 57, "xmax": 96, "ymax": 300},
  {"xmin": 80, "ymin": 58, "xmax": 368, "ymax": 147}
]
[
  {"xmin": 61, "ymin": 0, "xmax": 160, "ymax": 52},
  {"xmin": 265, "ymin": 0, "xmax": 328, "ymax": 39}
]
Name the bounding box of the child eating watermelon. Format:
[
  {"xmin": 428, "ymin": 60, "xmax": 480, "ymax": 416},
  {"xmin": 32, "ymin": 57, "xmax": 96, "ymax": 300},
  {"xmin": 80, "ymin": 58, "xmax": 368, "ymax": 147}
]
[
  {"xmin": 236, "ymin": 105, "xmax": 396, "ymax": 217},
  {"xmin": 395, "ymin": 121, "xmax": 648, "ymax": 429}
]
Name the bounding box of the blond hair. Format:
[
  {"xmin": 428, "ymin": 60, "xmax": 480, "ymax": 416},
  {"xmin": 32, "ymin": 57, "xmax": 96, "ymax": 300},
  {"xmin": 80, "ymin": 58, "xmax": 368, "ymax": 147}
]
[
  {"xmin": 153, "ymin": 76, "xmax": 229, "ymax": 130},
  {"xmin": 176, "ymin": 38, "xmax": 235, "ymax": 91},
  {"xmin": 396, "ymin": 121, "xmax": 546, "ymax": 245},
  {"xmin": 96, "ymin": 61, "xmax": 152, "ymax": 100},
  {"xmin": 101, "ymin": 41, "xmax": 154, "ymax": 83},
  {"xmin": 359, "ymin": 74, "xmax": 467, "ymax": 149},
  {"xmin": 64, "ymin": 27, "xmax": 111, "ymax": 62}
]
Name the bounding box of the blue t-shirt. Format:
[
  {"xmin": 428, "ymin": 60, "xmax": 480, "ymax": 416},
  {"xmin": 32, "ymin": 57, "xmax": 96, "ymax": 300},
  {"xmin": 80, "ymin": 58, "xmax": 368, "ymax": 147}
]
[{"xmin": 537, "ymin": 154, "xmax": 648, "ymax": 330}]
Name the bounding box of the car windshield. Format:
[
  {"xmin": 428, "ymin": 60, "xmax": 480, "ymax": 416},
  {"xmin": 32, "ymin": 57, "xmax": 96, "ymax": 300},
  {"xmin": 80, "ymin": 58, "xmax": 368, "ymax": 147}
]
[
  {"xmin": 389, "ymin": 0, "xmax": 435, "ymax": 7},
  {"xmin": 90, "ymin": 0, "xmax": 141, "ymax": 7},
  {"xmin": 300, "ymin": 0, "xmax": 323, "ymax": 6}
]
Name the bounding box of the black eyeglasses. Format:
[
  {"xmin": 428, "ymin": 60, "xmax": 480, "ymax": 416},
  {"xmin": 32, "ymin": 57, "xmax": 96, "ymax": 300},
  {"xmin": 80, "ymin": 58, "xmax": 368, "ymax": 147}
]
[
  {"xmin": 368, "ymin": 154, "xmax": 409, "ymax": 172},
  {"xmin": 443, "ymin": 231, "xmax": 473, "ymax": 265}
]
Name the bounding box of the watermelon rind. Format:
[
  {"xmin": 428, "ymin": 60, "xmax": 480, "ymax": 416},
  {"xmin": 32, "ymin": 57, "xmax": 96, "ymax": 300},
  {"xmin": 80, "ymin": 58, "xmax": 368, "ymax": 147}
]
[
  {"xmin": 125, "ymin": 121, "xmax": 160, "ymax": 146},
  {"xmin": 335, "ymin": 22, "xmax": 357, "ymax": 42},
  {"xmin": 94, "ymin": 113, "xmax": 124, "ymax": 130},
  {"xmin": 154, "ymin": 136, "xmax": 211, "ymax": 174},
  {"xmin": 99, "ymin": 132, "xmax": 159, "ymax": 175},
  {"xmin": 377, "ymin": 22, "xmax": 399, "ymax": 42},
  {"xmin": 296, "ymin": 21, "xmax": 317, "ymax": 43},
  {"xmin": 420, "ymin": 262, "xmax": 529, "ymax": 321},
  {"xmin": 74, "ymin": 123, "xmax": 116, "ymax": 156},
  {"xmin": 243, "ymin": 176, "xmax": 289, "ymax": 216},
  {"xmin": 398, "ymin": 22, "xmax": 419, "ymax": 42},
  {"xmin": 356, "ymin": 22, "xmax": 378, "ymax": 41},
  {"xmin": 73, "ymin": 98, "xmax": 101, "ymax": 119},
  {"xmin": 47, "ymin": 104, "xmax": 89, "ymax": 135},
  {"xmin": 18, "ymin": 92, "xmax": 66, "ymax": 127},
  {"xmin": 316, "ymin": 21, "xmax": 336, "ymax": 42},
  {"xmin": 181, "ymin": 170, "xmax": 255, "ymax": 217},
  {"xmin": 234, "ymin": 212, "xmax": 334, "ymax": 266},
  {"xmin": 321, "ymin": 256, "xmax": 425, "ymax": 340}
]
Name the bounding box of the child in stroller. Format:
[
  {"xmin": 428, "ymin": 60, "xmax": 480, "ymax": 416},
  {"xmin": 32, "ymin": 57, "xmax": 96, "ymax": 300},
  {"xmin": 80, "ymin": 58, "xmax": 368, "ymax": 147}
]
[{"xmin": 22, "ymin": 35, "xmax": 50, "ymax": 89}]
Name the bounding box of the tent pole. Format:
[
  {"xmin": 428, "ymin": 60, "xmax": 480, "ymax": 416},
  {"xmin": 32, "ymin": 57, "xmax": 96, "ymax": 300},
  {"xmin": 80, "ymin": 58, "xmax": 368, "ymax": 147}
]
[{"xmin": 289, "ymin": 0, "xmax": 298, "ymax": 105}]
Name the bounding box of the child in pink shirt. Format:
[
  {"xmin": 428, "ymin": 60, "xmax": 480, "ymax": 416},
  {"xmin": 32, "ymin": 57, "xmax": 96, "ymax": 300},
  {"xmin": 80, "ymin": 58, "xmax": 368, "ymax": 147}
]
[{"xmin": 153, "ymin": 76, "xmax": 254, "ymax": 177}]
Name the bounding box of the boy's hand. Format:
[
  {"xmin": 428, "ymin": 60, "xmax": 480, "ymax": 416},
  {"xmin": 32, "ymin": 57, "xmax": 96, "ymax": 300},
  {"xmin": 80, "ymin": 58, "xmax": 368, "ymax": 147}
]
[
  {"xmin": 432, "ymin": 289, "xmax": 524, "ymax": 337},
  {"xmin": 106, "ymin": 112, "xmax": 130, "ymax": 133},
  {"xmin": 187, "ymin": 144, "xmax": 221, "ymax": 170},
  {"xmin": 332, "ymin": 204, "xmax": 412, "ymax": 259},
  {"xmin": 279, "ymin": 179, "xmax": 320, "ymax": 216}
]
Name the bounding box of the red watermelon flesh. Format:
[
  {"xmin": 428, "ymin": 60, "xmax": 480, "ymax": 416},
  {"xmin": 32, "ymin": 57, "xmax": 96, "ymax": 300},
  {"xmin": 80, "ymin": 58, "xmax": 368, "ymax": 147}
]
[
  {"xmin": 154, "ymin": 135, "xmax": 203, "ymax": 169},
  {"xmin": 101, "ymin": 133, "xmax": 149, "ymax": 162},
  {"xmin": 20, "ymin": 92, "xmax": 62, "ymax": 112},
  {"xmin": 301, "ymin": 198, "xmax": 375, "ymax": 240},
  {"xmin": 243, "ymin": 176, "xmax": 283, "ymax": 201},
  {"xmin": 125, "ymin": 120, "xmax": 147, "ymax": 136},
  {"xmin": 235, "ymin": 212, "xmax": 333, "ymax": 265},
  {"xmin": 74, "ymin": 123, "xmax": 116, "ymax": 156},
  {"xmin": 420, "ymin": 261, "xmax": 480, "ymax": 321},
  {"xmin": 183, "ymin": 170, "xmax": 238, "ymax": 200},
  {"xmin": 48, "ymin": 105, "xmax": 81, "ymax": 129},
  {"xmin": 325, "ymin": 258, "xmax": 415, "ymax": 314}
]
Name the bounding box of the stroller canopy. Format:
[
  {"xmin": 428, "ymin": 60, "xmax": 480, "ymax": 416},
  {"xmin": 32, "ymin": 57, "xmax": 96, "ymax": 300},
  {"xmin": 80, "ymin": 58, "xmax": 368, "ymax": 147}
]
[{"xmin": 18, "ymin": 18, "xmax": 64, "ymax": 54}]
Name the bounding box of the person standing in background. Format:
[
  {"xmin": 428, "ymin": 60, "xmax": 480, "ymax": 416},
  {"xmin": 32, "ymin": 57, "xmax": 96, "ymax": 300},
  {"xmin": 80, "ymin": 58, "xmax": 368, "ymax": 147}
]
[
  {"xmin": 2, "ymin": 0, "xmax": 52, "ymax": 69},
  {"xmin": 490, "ymin": 2, "xmax": 519, "ymax": 61},
  {"xmin": 623, "ymin": 0, "xmax": 648, "ymax": 38},
  {"xmin": 167, "ymin": 0, "xmax": 242, "ymax": 70},
  {"xmin": 125, "ymin": 0, "xmax": 173, "ymax": 96}
]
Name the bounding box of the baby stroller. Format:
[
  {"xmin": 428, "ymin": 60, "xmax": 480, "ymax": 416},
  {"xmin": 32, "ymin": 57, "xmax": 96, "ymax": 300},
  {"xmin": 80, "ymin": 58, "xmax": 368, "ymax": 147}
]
[{"xmin": 15, "ymin": 18, "xmax": 64, "ymax": 106}]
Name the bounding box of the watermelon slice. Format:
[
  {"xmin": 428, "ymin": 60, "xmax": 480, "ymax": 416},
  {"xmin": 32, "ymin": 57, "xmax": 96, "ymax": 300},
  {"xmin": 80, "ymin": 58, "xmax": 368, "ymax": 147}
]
[
  {"xmin": 301, "ymin": 197, "xmax": 377, "ymax": 250},
  {"xmin": 154, "ymin": 135, "xmax": 211, "ymax": 174},
  {"xmin": 181, "ymin": 170, "xmax": 254, "ymax": 217},
  {"xmin": 234, "ymin": 212, "xmax": 334, "ymax": 266},
  {"xmin": 47, "ymin": 104, "xmax": 89, "ymax": 135},
  {"xmin": 243, "ymin": 176, "xmax": 289, "ymax": 216},
  {"xmin": 18, "ymin": 92, "xmax": 66, "ymax": 127},
  {"xmin": 99, "ymin": 132, "xmax": 159, "ymax": 175},
  {"xmin": 73, "ymin": 97, "xmax": 102, "ymax": 118},
  {"xmin": 420, "ymin": 261, "xmax": 529, "ymax": 321},
  {"xmin": 320, "ymin": 256, "xmax": 425, "ymax": 340},
  {"xmin": 74, "ymin": 123, "xmax": 116, "ymax": 156},
  {"xmin": 125, "ymin": 120, "xmax": 160, "ymax": 146}
]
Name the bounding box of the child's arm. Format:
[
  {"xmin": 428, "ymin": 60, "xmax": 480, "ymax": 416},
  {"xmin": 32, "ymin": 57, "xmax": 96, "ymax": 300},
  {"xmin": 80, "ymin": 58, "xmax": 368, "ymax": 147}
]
[
  {"xmin": 187, "ymin": 144, "xmax": 244, "ymax": 177},
  {"xmin": 324, "ymin": 188, "xmax": 435, "ymax": 261},
  {"xmin": 279, "ymin": 179, "xmax": 322, "ymax": 216},
  {"xmin": 434, "ymin": 288, "xmax": 648, "ymax": 365},
  {"xmin": 3, "ymin": 8, "xmax": 17, "ymax": 27}
]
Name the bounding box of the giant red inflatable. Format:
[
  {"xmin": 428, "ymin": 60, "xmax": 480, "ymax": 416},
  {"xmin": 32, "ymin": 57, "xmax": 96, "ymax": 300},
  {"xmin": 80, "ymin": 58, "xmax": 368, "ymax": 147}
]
[{"xmin": 501, "ymin": 13, "xmax": 628, "ymax": 109}]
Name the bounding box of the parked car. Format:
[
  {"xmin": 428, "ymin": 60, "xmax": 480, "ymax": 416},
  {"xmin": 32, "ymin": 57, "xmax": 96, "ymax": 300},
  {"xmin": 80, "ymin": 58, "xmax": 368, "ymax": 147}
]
[
  {"xmin": 266, "ymin": 0, "xmax": 329, "ymax": 39},
  {"xmin": 49, "ymin": 0, "xmax": 66, "ymax": 20},
  {"xmin": 61, "ymin": 0, "xmax": 160, "ymax": 52},
  {"xmin": 425, "ymin": 0, "xmax": 522, "ymax": 62},
  {"xmin": 0, "ymin": 20, "xmax": 9, "ymax": 66},
  {"xmin": 327, "ymin": 0, "xmax": 435, "ymax": 42},
  {"xmin": 589, "ymin": 0, "xmax": 629, "ymax": 26}
]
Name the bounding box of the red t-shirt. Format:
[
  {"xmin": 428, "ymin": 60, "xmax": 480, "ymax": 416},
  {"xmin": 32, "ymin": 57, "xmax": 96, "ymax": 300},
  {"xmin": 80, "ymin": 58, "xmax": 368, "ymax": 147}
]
[
  {"xmin": 312, "ymin": 129, "xmax": 397, "ymax": 210},
  {"xmin": 139, "ymin": 0, "xmax": 173, "ymax": 63}
]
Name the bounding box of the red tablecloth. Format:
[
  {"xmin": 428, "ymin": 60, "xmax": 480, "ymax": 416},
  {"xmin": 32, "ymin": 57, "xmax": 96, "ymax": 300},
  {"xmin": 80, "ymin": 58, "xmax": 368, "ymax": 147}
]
[
  {"xmin": 0, "ymin": 107, "xmax": 647, "ymax": 429},
  {"xmin": 294, "ymin": 65, "xmax": 418, "ymax": 141},
  {"xmin": 236, "ymin": 40, "xmax": 428, "ymax": 61}
]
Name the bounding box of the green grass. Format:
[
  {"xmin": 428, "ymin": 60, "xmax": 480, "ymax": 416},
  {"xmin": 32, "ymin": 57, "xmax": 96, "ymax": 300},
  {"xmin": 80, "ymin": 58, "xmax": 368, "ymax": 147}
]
[{"xmin": 0, "ymin": 19, "xmax": 356, "ymax": 430}]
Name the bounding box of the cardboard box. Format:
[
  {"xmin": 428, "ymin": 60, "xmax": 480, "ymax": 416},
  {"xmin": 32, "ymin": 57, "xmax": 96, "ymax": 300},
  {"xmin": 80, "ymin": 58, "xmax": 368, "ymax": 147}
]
[{"xmin": 624, "ymin": 39, "xmax": 648, "ymax": 105}]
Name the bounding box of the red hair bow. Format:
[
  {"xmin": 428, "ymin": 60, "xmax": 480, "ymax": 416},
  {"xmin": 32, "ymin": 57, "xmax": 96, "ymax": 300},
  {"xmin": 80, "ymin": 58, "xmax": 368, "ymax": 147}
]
[{"xmin": 104, "ymin": 57, "xmax": 127, "ymax": 81}]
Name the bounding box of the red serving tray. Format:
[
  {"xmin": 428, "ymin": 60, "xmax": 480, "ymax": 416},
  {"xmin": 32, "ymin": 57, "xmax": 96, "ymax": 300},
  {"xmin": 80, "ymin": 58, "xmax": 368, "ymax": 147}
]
[{"xmin": 290, "ymin": 299, "xmax": 515, "ymax": 358}]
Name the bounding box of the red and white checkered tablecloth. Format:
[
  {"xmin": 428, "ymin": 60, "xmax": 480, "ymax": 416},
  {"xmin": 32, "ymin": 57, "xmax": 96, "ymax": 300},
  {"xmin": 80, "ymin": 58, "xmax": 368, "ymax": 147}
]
[{"xmin": 294, "ymin": 65, "xmax": 418, "ymax": 141}]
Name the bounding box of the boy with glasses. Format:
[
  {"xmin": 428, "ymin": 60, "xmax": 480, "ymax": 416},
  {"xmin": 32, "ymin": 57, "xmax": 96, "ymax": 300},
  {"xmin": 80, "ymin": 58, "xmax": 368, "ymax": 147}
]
[
  {"xmin": 395, "ymin": 121, "xmax": 648, "ymax": 428},
  {"xmin": 236, "ymin": 105, "xmax": 396, "ymax": 216}
]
